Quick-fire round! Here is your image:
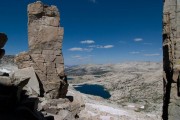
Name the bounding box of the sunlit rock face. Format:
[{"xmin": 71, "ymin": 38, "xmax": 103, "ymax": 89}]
[
  {"xmin": 163, "ymin": 0, "xmax": 180, "ymax": 119},
  {"xmin": 15, "ymin": 1, "xmax": 68, "ymax": 99}
]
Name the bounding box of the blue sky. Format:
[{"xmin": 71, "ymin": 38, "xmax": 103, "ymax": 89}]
[{"xmin": 0, "ymin": 0, "xmax": 162, "ymax": 65}]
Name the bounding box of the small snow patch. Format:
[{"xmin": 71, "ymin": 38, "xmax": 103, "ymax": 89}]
[
  {"xmin": 127, "ymin": 105, "xmax": 135, "ymax": 108},
  {"xmin": 86, "ymin": 103, "xmax": 129, "ymax": 116},
  {"xmin": 100, "ymin": 115, "xmax": 112, "ymax": 120},
  {"xmin": 0, "ymin": 68, "xmax": 11, "ymax": 73},
  {"xmin": 140, "ymin": 106, "xmax": 145, "ymax": 109}
]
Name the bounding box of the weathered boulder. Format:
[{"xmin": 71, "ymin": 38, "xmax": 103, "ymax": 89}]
[
  {"xmin": 15, "ymin": 1, "xmax": 68, "ymax": 99},
  {"xmin": 14, "ymin": 67, "xmax": 40, "ymax": 96},
  {"xmin": 37, "ymin": 89, "xmax": 85, "ymax": 120}
]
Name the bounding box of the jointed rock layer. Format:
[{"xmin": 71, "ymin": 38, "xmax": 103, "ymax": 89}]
[{"xmin": 15, "ymin": 1, "xmax": 68, "ymax": 99}]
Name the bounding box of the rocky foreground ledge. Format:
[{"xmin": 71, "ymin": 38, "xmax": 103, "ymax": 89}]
[{"xmin": 0, "ymin": 61, "xmax": 163, "ymax": 120}]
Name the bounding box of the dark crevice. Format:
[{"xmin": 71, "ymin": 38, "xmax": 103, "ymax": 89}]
[
  {"xmin": 162, "ymin": 71, "xmax": 172, "ymax": 120},
  {"xmin": 178, "ymin": 75, "xmax": 180, "ymax": 96},
  {"xmin": 163, "ymin": 40, "xmax": 171, "ymax": 120},
  {"xmin": 35, "ymin": 73, "xmax": 45, "ymax": 97}
]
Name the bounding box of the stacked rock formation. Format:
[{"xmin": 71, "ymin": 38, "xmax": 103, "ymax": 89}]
[
  {"xmin": 163, "ymin": 0, "xmax": 180, "ymax": 119},
  {"xmin": 0, "ymin": 33, "xmax": 50, "ymax": 120},
  {"xmin": 15, "ymin": 1, "xmax": 68, "ymax": 99}
]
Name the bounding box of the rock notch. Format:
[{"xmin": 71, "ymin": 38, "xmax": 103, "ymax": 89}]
[
  {"xmin": 15, "ymin": 1, "xmax": 68, "ymax": 99},
  {"xmin": 163, "ymin": 0, "xmax": 180, "ymax": 119}
]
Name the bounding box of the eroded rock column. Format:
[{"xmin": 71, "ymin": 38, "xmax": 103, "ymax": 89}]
[
  {"xmin": 163, "ymin": 0, "xmax": 180, "ymax": 119},
  {"xmin": 15, "ymin": 1, "xmax": 68, "ymax": 99}
]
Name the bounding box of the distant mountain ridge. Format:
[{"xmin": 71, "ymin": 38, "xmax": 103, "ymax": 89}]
[{"xmin": 65, "ymin": 62, "xmax": 162, "ymax": 76}]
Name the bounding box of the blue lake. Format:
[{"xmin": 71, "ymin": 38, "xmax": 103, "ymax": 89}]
[
  {"xmin": 67, "ymin": 77, "xmax": 74, "ymax": 80},
  {"xmin": 73, "ymin": 84, "xmax": 111, "ymax": 99}
]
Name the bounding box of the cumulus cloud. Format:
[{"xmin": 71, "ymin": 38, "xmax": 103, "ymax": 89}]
[
  {"xmin": 80, "ymin": 40, "xmax": 95, "ymax": 44},
  {"xmin": 134, "ymin": 38, "xmax": 143, "ymax": 42},
  {"xmin": 69, "ymin": 47, "xmax": 83, "ymax": 51},
  {"xmin": 97, "ymin": 45, "xmax": 114, "ymax": 49},
  {"xmin": 69, "ymin": 47, "xmax": 93, "ymax": 52},
  {"xmin": 88, "ymin": 45, "xmax": 114, "ymax": 49},
  {"xmin": 143, "ymin": 53, "xmax": 160, "ymax": 56},
  {"xmin": 129, "ymin": 51, "xmax": 140, "ymax": 54},
  {"xmin": 102, "ymin": 45, "xmax": 114, "ymax": 48}
]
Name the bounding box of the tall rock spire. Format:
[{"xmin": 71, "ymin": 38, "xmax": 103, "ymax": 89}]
[{"xmin": 15, "ymin": 1, "xmax": 68, "ymax": 99}]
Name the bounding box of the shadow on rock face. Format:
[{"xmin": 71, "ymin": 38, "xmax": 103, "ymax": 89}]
[
  {"xmin": 0, "ymin": 49, "xmax": 5, "ymax": 59},
  {"xmin": 0, "ymin": 78, "xmax": 54, "ymax": 120},
  {"xmin": 66, "ymin": 96, "xmax": 74, "ymax": 102}
]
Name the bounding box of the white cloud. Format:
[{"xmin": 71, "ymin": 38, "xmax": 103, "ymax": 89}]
[
  {"xmin": 88, "ymin": 45, "xmax": 114, "ymax": 49},
  {"xmin": 134, "ymin": 38, "xmax": 143, "ymax": 42},
  {"xmin": 143, "ymin": 53, "xmax": 160, "ymax": 56},
  {"xmin": 69, "ymin": 47, "xmax": 93, "ymax": 52},
  {"xmin": 129, "ymin": 51, "xmax": 140, "ymax": 54},
  {"xmin": 103, "ymin": 45, "xmax": 114, "ymax": 48},
  {"xmin": 69, "ymin": 47, "xmax": 83, "ymax": 51},
  {"xmin": 89, "ymin": 0, "xmax": 96, "ymax": 3},
  {"xmin": 81, "ymin": 40, "xmax": 95, "ymax": 44},
  {"xmin": 97, "ymin": 45, "xmax": 114, "ymax": 49}
]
